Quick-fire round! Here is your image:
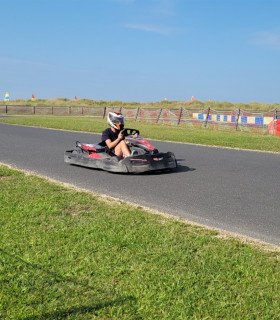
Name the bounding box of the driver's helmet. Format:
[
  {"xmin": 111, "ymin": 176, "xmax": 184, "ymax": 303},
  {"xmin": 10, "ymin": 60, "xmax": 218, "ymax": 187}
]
[{"xmin": 107, "ymin": 111, "xmax": 124, "ymax": 131}]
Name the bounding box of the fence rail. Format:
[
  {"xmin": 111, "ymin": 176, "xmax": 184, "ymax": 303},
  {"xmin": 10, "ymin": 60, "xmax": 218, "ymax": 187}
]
[{"xmin": 0, "ymin": 105, "xmax": 279, "ymax": 135}]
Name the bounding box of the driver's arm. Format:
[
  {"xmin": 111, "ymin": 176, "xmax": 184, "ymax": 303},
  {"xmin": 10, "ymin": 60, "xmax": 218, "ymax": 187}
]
[
  {"xmin": 105, "ymin": 131, "xmax": 124, "ymax": 149},
  {"xmin": 105, "ymin": 138, "xmax": 120, "ymax": 149}
]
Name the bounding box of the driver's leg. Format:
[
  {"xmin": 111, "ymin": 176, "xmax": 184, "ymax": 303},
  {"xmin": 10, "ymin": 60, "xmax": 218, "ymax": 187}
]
[{"xmin": 114, "ymin": 140, "xmax": 131, "ymax": 157}]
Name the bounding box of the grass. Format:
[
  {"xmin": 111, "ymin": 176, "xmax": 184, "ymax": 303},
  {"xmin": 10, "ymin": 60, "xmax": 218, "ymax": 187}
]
[
  {"xmin": 1, "ymin": 116, "xmax": 280, "ymax": 153},
  {"xmin": 0, "ymin": 165, "xmax": 279, "ymax": 319},
  {"xmin": 0, "ymin": 97, "xmax": 279, "ymax": 111}
]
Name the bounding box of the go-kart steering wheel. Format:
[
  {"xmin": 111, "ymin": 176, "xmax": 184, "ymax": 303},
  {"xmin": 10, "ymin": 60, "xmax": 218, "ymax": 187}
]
[{"xmin": 122, "ymin": 128, "xmax": 140, "ymax": 136}]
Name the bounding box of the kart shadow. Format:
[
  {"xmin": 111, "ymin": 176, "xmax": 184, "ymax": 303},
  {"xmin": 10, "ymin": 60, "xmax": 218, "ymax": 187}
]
[
  {"xmin": 151, "ymin": 163, "xmax": 195, "ymax": 175},
  {"xmin": 140, "ymin": 166, "xmax": 195, "ymax": 176},
  {"xmin": 175, "ymin": 158, "xmax": 196, "ymax": 172}
]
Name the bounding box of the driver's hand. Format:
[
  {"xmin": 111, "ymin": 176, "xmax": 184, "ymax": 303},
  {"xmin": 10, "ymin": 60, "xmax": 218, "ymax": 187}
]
[{"xmin": 118, "ymin": 131, "xmax": 124, "ymax": 140}]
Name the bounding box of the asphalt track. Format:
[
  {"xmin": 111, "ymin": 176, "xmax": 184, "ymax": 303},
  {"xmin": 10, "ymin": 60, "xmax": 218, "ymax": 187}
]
[{"xmin": 1, "ymin": 124, "xmax": 279, "ymax": 246}]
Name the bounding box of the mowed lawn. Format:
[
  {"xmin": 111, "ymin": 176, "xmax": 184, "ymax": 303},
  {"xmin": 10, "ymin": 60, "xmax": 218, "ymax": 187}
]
[{"xmin": 0, "ymin": 165, "xmax": 279, "ymax": 319}]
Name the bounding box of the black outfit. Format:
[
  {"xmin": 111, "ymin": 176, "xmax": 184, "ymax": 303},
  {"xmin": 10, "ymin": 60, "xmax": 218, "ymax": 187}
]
[
  {"xmin": 101, "ymin": 128, "xmax": 119, "ymax": 147},
  {"xmin": 101, "ymin": 128, "xmax": 121, "ymax": 155}
]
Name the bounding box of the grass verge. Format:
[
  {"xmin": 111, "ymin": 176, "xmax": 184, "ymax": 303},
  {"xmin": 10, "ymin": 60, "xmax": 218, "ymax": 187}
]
[
  {"xmin": 0, "ymin": 165, "xmax": 279, "ymax": 319},
  {"xmin": 0, "ymin": 116, "xmax": 280, "ymax": 153}
]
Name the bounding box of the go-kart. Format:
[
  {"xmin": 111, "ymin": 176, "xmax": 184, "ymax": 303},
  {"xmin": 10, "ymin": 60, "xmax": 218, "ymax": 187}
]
[{"xmin": 64, "ymin": 128, "xmax": 177, "ymax": 173}]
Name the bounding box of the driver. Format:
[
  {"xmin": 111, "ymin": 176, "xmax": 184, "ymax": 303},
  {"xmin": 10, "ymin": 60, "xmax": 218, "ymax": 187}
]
[{"xmin": 101, "ymin": 111, "xmax": 132, "ymax": 157}]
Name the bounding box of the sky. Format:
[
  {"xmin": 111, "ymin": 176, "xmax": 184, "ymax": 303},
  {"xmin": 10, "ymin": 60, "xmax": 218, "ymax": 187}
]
[{"xmin": 1, "ymin": 0, "xmax": 280, "ymax": 103}]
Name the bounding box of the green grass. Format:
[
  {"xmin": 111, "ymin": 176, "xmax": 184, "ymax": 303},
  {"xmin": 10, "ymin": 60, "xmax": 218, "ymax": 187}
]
[
  {"xmin": 1, "ymin": 116, "xmax": 280, "ymax": 153},
  {"xmin": 0, "ymin": 165, "xmax": 279, "ymax": 319},
  {"xmin": 0, "ymin": 97, "xmax": 279, "ymax": 111}
]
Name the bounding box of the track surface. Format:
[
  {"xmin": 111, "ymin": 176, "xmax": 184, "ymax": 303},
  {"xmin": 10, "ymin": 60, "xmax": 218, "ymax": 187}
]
[{"xmin": 1, "ymin": 124, "xmax": 279, "ymax": 246}]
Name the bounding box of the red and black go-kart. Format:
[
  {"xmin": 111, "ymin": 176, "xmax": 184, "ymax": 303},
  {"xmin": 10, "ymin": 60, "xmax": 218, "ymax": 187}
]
[{"xmin": 64, "ymin": 128, "xmax": 177, "ymax": 173}]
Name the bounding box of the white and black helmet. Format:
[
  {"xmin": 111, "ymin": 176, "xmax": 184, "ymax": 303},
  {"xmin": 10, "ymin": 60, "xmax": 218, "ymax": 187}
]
[{"xmin": 107, "ymin": 111, "xmax": 125, "ymax": 131}]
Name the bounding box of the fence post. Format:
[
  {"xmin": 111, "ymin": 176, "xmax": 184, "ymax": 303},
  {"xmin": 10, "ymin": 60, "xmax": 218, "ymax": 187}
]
[
  {"xmin": 68, "ymin": 106, "xmax": 71, "ymax": 115},
  {"xmin": 135, "ymin": 107, "xmax": 140, "ymax": 121},
  {"xmin": 33, "ymin": 106, "xmax": 35, "ymax": 114},
  {"xmin": 119, "ymin": 107, "xmax": 123, "ymax": 113},
  {"xmin": 156, "ymin": 108, "xmax": 162, "ymax": 123},
  {"xmin": 274, "ymin": 108, "xmax": 277, "ymax": 134},
  {"xmin": 103, "ymin": 106, "xmax": 107, "ymax": 119},
  {"xmin": 204, "ymin": 107, "xmax": 211, "ymax": 128},
  {"xmin": 82, "ymin": 106, "xmax": 84, "ymax": 115},
  {"xmin": 177, "ymin": 107, "xmax": 183, "ymax": 126},
  {"xmin": 235, "ymin": 108, "xmax": 241, "ymax": 131},
  {"xmin": 5, "ymin": 105, "xmax": 8, "ymax": 114}
]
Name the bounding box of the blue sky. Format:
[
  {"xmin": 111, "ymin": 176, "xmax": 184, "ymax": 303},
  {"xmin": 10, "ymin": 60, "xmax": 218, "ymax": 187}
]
[{"xmin": 1, "ymin": 0, "xmax": 280, "ymax": 103}]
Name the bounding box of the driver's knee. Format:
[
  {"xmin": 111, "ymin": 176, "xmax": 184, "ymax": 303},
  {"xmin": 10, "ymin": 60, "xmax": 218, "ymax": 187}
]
[
  {"xmin": 114, "ymin": 144, "xmax": 123, "ymax": 156},
  {"xmin": 119, "ymin": 140, "xmax": 131, "ymax": 157}
]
